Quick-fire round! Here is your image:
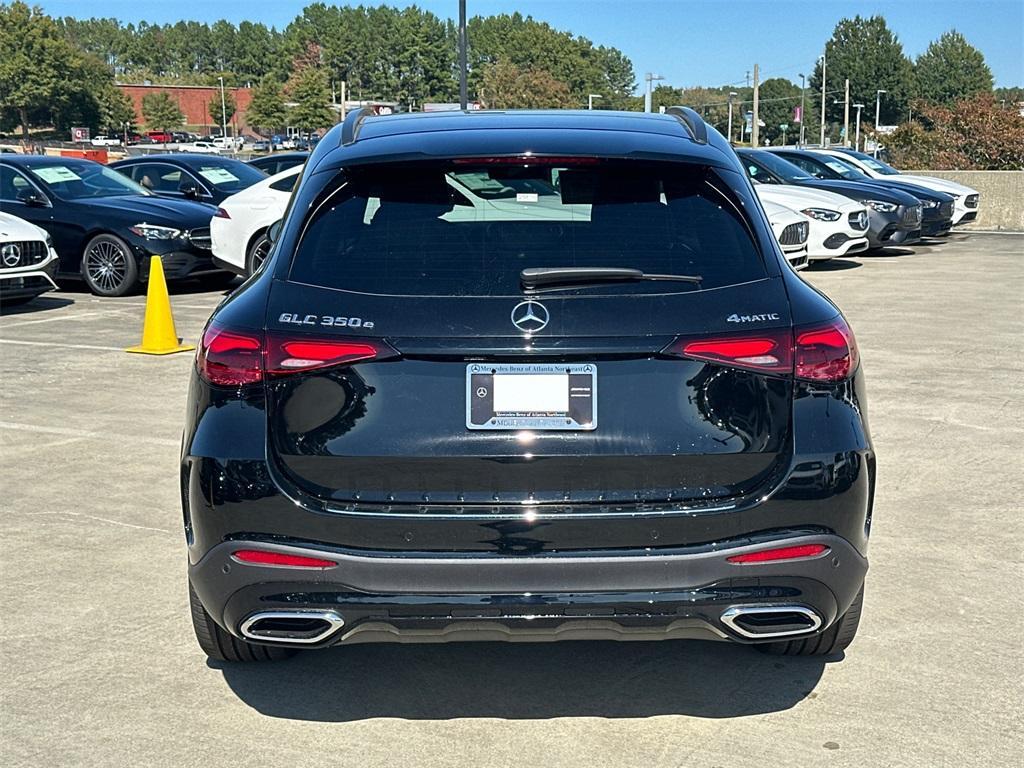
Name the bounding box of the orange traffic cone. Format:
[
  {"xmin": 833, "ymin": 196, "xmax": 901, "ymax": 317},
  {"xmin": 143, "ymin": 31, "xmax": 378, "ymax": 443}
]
[{"xmin": 125, "ymin": 256, "xmax": 195, "ymax": 355}]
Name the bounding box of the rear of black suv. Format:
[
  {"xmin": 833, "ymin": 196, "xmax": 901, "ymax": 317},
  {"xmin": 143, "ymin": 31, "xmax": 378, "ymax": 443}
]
[{"xmin": 182, "ymin": 109, "xmax": 874, "ymax": 662}]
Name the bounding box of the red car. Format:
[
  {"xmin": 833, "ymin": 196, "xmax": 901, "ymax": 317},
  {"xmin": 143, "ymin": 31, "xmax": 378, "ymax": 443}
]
[{"xmin": 146, "ymin": 131, "xmax": 174, "ymax": 144}]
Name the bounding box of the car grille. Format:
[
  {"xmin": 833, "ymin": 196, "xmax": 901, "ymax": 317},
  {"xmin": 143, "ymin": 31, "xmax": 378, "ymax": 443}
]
[
  {"xmin": 965, "ymin": 194, "xmax": 979, "ymax": 209},
  {"xmin": 0, "ymin": 240, "xmax": 47, "ymax": 268},
  {"xmin": 902, "ymin": 205, "xmax": 922, "ymax": 226},
  {"xmin": 848, "ymin": 211, "xmax": 869, "ymax": 231},
  {"xmin": 186, "ymin": 228, "xmax": 212, "ymax": 250},
  {"xmin": 939, "ymin": 201, "xmax": 954, "ymax": 217},
  {"xmin": 779, "ymin": 221, "xmax": 808, "ymax": 245}
]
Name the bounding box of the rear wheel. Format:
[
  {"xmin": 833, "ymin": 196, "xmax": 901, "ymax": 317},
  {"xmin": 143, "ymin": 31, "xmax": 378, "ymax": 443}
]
[
  {"xmin": 757, "ymin": 585, "xmax": 864, "ymax": 656},
  {"xmin": 246, "ymin": 233, "xmax": 272, "ymax": 276},
  {"xmin": 81, "ymin": 234, "xmax": 138, "ymax": 296},
  {"xmin": 188, "ymin": 581, "xmax": 295, "ymax": 662}
]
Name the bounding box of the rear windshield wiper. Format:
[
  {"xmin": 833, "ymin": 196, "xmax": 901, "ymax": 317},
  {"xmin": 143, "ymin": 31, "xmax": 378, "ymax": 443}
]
[{"xmin": 520, "ymin": 267, "xmax": 703, "ymax": 291}]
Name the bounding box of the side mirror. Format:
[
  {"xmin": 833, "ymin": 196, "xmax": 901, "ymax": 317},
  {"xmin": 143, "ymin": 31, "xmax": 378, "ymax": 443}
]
[
  {"xmin": 16, "ymin": 188, "xmax": 46, "ymax": 207},
  {"xmin": 268, "ymin": 219, "xmax": 283, "ymax": 243},
  {"xmin": 179, "ymin": 182, "xmax": 200, "ymax": 200}
]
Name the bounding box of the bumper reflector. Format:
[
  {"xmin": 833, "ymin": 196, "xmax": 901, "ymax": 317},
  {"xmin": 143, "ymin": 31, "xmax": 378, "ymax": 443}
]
[
  {"xmin": 231, "ymin": 549, "xmax": 338, "ymax": 569},
  {"xmin": 726, "ymin": 543, "xmax": 829, "ymax": 564}
]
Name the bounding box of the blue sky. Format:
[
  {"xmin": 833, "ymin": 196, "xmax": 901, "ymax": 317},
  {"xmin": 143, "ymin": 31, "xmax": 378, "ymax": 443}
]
[{"xmin": 38, "ymin": 0, "xmax": 1024, "ymax": 88}]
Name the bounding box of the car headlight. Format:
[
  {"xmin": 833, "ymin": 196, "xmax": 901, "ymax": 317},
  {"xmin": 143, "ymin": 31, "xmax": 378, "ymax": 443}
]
[
  {"xmin": 800, "ymin": 208, "xmax": 841, "ymax": 222},
  {"xmin": 129, "ymin": 224, "xmax": 182, "ymax": 241},
  {"xmin": 864, "ymin": 200, "xmax": 897, "ymax": 213},
  {"xmin": 921, "ymin": 199, "xmax": 938, "ymax": 209}
]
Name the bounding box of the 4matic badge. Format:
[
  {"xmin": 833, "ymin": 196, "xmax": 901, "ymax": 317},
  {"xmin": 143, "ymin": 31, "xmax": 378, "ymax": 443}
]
[{"xmin": 726, "ymin": 312, "xmax": 781, "ymax": 323}]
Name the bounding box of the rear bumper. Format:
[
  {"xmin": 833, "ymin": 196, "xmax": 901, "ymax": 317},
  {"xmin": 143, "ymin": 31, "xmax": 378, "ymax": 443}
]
[{"xmin": 190, "ymin": 532, "xmax": 868, "ymax": 648}]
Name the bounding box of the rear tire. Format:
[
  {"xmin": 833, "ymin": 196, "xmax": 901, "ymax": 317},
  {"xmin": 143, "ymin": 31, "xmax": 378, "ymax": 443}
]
[
  {"xmin": 245, "ymin": 232, "xmax": 272, "ymax": 277},
  {"xmin": 757, "ymin": 585, "xmax": 864, "ymax": 656},
  {"xmin": 188, "ymin": 581, "xmax": 295, "ymax": 662}
]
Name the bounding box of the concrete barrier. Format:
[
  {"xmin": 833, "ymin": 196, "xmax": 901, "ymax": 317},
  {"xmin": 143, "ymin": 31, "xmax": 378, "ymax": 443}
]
[{"xmin": 908, "ymin": 170, "xmax": 1023, "ymax": 232}]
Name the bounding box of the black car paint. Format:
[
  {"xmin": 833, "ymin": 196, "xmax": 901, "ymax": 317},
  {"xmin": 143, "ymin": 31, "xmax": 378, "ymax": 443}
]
[
  {"xmin": 247, "ymin": 152, "xmax": 309, "ymax": 176},
  {"xmin": 769, "ymin": 149, "xmax": 955, "ymax": 237},
  {"xmin": 182, "ymin": 110, "xmax": 875, "ymax": 650},
  {"xmin": 110, "ymin": 154, "xmax": 264, "ymax": 206},
  {"xmin": 737, "ymin": 148, "xmax": 923, "ymax": 249},
  {"xmin": 0, "ymin": 156, "xmax": 222, "ymax": 283}
]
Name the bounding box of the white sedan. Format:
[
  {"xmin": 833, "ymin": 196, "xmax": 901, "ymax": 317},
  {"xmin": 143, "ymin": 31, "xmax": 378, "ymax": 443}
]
[
  {"xmin": 760, "ymin": 200, "xmax": 809, "ymax": 270},
  {"xmin": 211, "ymin": 165, "xmax": 301, "ymax": 275},
  {"xmin": 0, "ymin": 211, "xmax": 59, "ymax": 305},
  {"xmin": 811, "ymin": 148, "xmax": 979, "ymax": 226},
  {"xmin": 755, "ymin": 184, "xmax": 869, "ymax": 262}
]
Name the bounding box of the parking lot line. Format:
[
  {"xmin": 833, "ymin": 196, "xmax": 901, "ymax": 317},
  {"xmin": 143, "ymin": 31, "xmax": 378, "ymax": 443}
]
[
  {"xmin": 0, "ymin": 338, "xmax": 126, "ymax": 352},
  {"xmin": 0, "ymin": 308, "xmax": 133, "ymax": 329},
  {"xmin": 0, "ymin": 420, "xmax": 180, "ymax": 447}
]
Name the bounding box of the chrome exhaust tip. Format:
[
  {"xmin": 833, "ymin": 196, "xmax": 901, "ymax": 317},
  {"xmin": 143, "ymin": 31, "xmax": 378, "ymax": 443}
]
[
  {"xmin": 721, "ymin": 605, "xmax": 822, "ymax": 639},
  {"xmin": 239, "ymin": 611, "xmax": 345, "ymax": 645}
]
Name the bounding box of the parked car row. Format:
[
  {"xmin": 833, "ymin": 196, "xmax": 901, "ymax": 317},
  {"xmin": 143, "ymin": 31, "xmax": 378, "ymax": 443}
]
[{"xmin": 0, "ymin": 120, "xmax": 982, "ymax": 305}]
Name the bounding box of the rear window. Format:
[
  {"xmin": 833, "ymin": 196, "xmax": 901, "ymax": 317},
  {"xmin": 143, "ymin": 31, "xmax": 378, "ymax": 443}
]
[{"xmin": 290, "ymin": 161, "xmax": 766, "ymax": 296}]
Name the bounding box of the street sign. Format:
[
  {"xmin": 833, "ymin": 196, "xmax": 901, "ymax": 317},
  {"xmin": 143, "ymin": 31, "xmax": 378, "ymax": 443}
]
[{"xmin": 71, "ymin": 127, "xmax": 89, "ymax": 142}]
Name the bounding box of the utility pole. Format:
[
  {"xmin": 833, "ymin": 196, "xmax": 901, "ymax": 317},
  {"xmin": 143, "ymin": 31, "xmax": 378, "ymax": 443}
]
[
  {"xmin": 819, "ymin": 54, "xmax": 827, "ymax": 145},
  {"xmin": 751, "ymin": 63, "xmax": 760, "ymax": 147},
  {"xmin": 843, "ymin": 78, "xmax": 850, "ymax": 146},
  {"xmin": 458, "ymin": 0, "xmax": 468, "ymax": 109},
  {"xmin": 852, "ymin": 103, "xmax": 864, "ymax": 150},
  {"xmin": 727, "ymin": 91, "xmax": 737, "ymax": 144},
  {"xmin": 874, "ymin": 89, "xmax": 886, "ymax": 158},
  {"xmin": 798, "ymin": 73, "xmax": 806, "ymax": 147},
  {"xmin": 218, "ymin": 76, "xmax": 227, "ymax": 139},
  {"xmin": 644, "ymin": 73, "xmax": 664, "ymax": 113}
]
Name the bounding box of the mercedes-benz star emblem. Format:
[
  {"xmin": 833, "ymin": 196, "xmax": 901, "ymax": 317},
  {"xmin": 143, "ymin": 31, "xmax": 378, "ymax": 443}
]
[
  {"xmin": 511, "ymin": 300, "xmax": 549, "ymax": 333},
  {"xmin": 1, "ymin": 243, "xmax": 21, "ymax": 268}
]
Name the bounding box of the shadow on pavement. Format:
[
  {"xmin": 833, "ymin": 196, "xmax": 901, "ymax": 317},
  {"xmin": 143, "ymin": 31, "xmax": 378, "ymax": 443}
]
[
  {"xmin": 0, "ymin": 294, "xmax": 75, "ymax": 315},
  {"xmin": 217, "ymin": 639, "xmax": 834, "ymax": 721},
  {"xmin": 859, "ymin": 247, "xmax": 915, "ymax": 258},
  {"xmin": 806, "ymin": 259, "xmax": 861, "ymax": 272}
]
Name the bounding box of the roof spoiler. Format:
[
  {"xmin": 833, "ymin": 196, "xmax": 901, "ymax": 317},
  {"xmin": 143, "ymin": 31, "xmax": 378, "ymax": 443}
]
[
  {"xmin": 340, "ymin": 106, "xmax": 377, "ymax": 146},
  {"xmin": 665, "ymin": 106, "xmax": 708, "ymax": 145}
]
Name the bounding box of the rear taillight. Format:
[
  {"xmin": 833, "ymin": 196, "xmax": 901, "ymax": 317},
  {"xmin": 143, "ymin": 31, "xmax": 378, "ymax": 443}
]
[
  {"xmin": 669, "ymin": 329, "xmax": 793, "ymax": 375},
  {"xmin": 666, "ymin": 317, "xmax": 858, "ymax": 382},
  {"xmin": 197, "ymin": 326, "xmax": 263, "ymax": 386},
  {"xmin": 794, "ymin": 318, "xmax": 859, "ymax": 382},
  {"xmin": 196, "ymin": 324, "xmax": 397, "ymax": 386}
]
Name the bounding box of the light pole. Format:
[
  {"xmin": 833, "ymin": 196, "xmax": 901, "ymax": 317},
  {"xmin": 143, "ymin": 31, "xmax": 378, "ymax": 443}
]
[
  {"xmin": 819, "ymin": 54, "xmax": 827, "ymax": 145},
  {"xmin": 798, "ymin": 73, "xmax": 806, "ymax": 147},
  {"xmin": 780, "ymin": 123, "xmax": 788, "ymax": 145},
  {"xmin": 218, "ymin": 76, "xmax": 228, "ymax": 140},
  {"xmin": 852, "ymin": 103, "xmax": 864, "ymax": 150},
  {"xmin": 644, "ymin": 73, "xmax": 664, "ymax": 113},
  {"xmin": 727, "ymin": 91, "xmax": 737, "ymax": 143},
  {"xmin": 874, "ymin": 89, "xmax": 886, "ymax": 157},
  {"xmin": 588, "ymin": 94, "xmax": 602, "ymax": 110},
  {"xmin": 122, "ymin": 120, "xmax": 130, "ymax": 146},
  {"xmin": 458, "ymin": 0, "xmax": 468, "ymax": 109}
]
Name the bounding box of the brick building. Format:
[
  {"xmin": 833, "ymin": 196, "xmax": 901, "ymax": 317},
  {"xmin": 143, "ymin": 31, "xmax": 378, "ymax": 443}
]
[{"xmin": 118, "ymin": 83, "xmax": 254, "ymax": 136}]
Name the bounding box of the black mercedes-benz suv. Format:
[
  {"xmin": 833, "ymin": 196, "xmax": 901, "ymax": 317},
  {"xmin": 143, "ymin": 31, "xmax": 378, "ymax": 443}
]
[{"xmin": 182, "ymin": 108, "xmax": 874, "ymax": 662}]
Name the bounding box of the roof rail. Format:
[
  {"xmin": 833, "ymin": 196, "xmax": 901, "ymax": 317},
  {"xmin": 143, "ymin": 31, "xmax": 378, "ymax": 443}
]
[
  {"xmin": 665, "ymin": 106, "xmax": 708, "ymax": 145},
  {"xmin": 340, "ymin": 106, "xmax": 377, "ymax": 146}
]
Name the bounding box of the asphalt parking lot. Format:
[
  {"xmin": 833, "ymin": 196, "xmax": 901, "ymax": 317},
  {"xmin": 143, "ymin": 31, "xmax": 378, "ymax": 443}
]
[{"xmin": 1, "ymin": 233, "xmax": 1021, "ymax": 767}]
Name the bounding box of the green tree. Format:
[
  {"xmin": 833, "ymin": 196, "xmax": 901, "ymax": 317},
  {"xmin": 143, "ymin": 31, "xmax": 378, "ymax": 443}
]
[
  {"xmin": 757, "ymin": 78, "xmax": 803, "ymax": 144},
  {"xmin": 888, "ymin": 94, "xmax": 1023, "ymax": 170},
  {"xmin": 479, "ymin": 59, "xmax": 572, "ymax": 109},
  {"xmin": 0, "ymin": 2, "xmax": 81, "ymax": 137},
  {"xmin": 209, "ymin": 89, "xmax": 236, "ymax": 130},
  {"xmin": 141, "ymin": 90, "xmax": 184, "ymax": 132},
  {"xmin": 810, "ymin": 15, "xmax": 915, "ymax": 133},
  {"xmin": 914, "ymin": 31, "xmax": 993, "ymax": 106},
  {"xmin": 96, "ymin": 85, "xmax": 135, "ymax": 134},
  {"xmin": 287, "ymin": 67, "xmax": 332, "ymax": 131},
  {"xmin": 246, "ymin": 77, "xmax": 287, "ymax": 134}
]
